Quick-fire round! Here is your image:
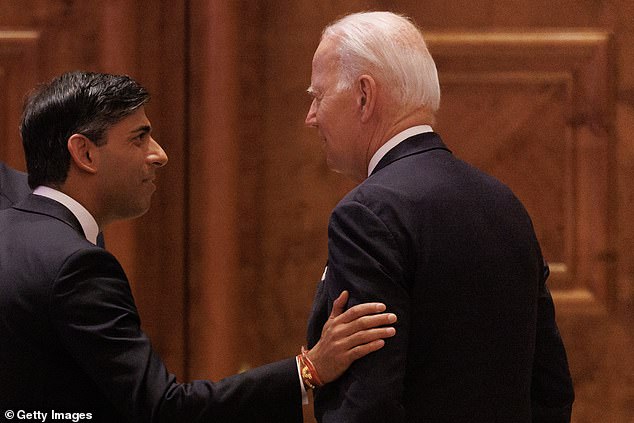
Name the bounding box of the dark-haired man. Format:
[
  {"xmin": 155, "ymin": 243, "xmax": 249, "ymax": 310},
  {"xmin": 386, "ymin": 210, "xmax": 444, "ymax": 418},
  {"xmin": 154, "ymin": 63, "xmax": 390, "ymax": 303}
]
[{"xmin": 0, "ymin": 71, "xmax": 396, "ymax": 422}]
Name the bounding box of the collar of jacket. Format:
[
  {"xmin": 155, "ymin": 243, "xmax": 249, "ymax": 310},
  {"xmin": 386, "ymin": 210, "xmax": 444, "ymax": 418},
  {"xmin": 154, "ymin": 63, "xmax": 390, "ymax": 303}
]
[
  {"xmin": 13, "ymin": 193, "xmax": 85, "ymax": 238},
  {"xmin": 371, "ymin": 132, "xmax": 451, "ymax": 176}
]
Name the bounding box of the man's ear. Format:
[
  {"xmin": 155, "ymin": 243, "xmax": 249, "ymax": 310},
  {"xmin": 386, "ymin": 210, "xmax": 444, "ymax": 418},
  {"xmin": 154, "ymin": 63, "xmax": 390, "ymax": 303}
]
[
  {"xmin": 67, "ymin": 134, "xmax": 98, "ymax": 174},
  {"xmin": 357, "ymin": 74, "xmax": 376, "ymax": 123}
]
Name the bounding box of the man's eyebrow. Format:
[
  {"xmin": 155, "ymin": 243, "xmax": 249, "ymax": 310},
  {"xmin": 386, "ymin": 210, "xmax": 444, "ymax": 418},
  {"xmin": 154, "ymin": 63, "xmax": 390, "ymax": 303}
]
[{"xmin": 130, "ymin": 125, "xmax": 152, "ymax": 135}]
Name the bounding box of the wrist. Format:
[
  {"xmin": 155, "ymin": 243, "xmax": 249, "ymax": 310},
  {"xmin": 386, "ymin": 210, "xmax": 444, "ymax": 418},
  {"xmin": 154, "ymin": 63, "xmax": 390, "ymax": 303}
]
[{"xmin": 297, "ymin": 346, "xmax": 324, "ymax": 390}]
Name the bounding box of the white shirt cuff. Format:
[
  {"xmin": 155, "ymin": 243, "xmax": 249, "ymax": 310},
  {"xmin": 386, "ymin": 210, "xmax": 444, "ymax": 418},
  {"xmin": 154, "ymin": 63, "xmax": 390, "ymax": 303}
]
[{"xmin": 296, "ymin": 356, "xmax": 308, "ymax": 405}]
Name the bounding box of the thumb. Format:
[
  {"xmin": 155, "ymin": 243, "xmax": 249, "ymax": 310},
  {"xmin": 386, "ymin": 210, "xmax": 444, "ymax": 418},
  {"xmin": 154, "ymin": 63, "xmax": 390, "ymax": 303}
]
[{"xmin": 329, "ymin": 290, "xmax": 349, "ymax": 319}]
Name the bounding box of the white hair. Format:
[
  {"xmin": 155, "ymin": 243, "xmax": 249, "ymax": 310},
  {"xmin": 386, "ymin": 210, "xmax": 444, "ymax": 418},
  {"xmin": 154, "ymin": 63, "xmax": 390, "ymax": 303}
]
[{"xmin": 322, "ymin": 11, "xmax": 440, "ymax": 112}]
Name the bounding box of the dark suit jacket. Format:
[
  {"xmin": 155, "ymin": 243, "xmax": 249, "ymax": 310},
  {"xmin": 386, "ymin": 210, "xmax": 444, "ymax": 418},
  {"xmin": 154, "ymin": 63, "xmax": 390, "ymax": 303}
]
[
  {"xmin": 0, "ymin": 194, "xmax": 302, "ymax": 423},
  {"xmin": 0, "ymin": 161, "xmax": 30, "ymax": 209},
  {"xmin": 307, "ymin": 133, "xmax": 574, "ymax": 423}
]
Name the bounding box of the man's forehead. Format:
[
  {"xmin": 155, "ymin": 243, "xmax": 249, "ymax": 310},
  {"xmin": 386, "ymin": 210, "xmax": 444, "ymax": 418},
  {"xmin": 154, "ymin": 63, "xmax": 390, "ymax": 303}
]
[
  {"xmin": 312, "ymin": 40, "xmax": 340, "ymax": 75},
  {"xmin": 314, "ymin": 36, "xmax": 338, "ymax": 60},
  {"xmin": 108, "ymin": 107, "xmax": 151, "ymax": 134}
]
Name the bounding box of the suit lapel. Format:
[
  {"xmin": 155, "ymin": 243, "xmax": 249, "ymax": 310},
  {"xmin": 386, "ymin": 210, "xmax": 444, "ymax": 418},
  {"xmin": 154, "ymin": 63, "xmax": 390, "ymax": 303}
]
[
  {"xmin": 371, "ymin": 132, "xmax": 451, "ymax": 176},
  {"xmin": 13, "ymin": 193, "xmax": 86, "ymax": 238}
]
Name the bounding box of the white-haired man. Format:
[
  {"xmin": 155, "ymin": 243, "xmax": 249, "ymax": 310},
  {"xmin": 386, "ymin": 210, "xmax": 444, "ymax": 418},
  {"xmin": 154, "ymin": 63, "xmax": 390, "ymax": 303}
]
[{"xmin": 305, "ymin": 11, "xmax": 574, "ymax": 423}]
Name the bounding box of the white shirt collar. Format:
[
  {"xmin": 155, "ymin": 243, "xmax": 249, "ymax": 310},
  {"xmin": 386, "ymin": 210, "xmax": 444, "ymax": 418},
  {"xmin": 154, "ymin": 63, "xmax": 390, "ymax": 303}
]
[
  {"xmin": 367, "ymin": 125, "xmax": 433, "ymax": 177},
  {"xmin": 33, "ymin": 186, "xmax": 100, "ymax": 245}
]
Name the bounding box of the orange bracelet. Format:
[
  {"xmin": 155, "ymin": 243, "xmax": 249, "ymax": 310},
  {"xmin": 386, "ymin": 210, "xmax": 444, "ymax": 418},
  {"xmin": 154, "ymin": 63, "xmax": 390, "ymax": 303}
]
[
  {"xmin": 298, "ymin": 355, "xmax": 316, "ymax": 390},
  {"xmin": 298, "ymin": 346, "xmax": 324, "ymax": 389}
]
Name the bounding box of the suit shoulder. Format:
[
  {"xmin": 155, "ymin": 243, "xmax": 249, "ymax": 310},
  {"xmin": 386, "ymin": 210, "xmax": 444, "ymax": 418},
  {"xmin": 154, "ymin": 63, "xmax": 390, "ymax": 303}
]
[
  {"xmin": 1, "ymin": 209, "xmax": 113, "ymax": 277},
  {"xmin": 0, "ymin": 163, "xmax": 29, "ymax": 206}
]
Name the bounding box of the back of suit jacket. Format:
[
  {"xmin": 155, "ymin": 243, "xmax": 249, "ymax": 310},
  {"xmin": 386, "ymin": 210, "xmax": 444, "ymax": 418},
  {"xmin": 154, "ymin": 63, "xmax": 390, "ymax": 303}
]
[
  {"xmin": 0, "ymin": 194, "xmax": 301, "ymax": 423},
  {"xmin": 307, "ymin": 133, "xmax": 573, "ymax": 422}
]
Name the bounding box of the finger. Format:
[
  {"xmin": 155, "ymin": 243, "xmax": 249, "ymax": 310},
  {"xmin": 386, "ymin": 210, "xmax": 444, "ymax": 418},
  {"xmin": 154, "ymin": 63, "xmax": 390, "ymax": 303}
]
[
  {"xmin": 340, "ymin": 326, "xmax": 396, "ymax": 350},
  {"xmin": 328, "ymin": 311, "xmax": 396, "ymax": 339},
  {"xmin": 338, "ymin": 310, "xmax": 397, "ymax": 334},
  {"xmin": 336, "ymin": 301, "xmax": 388, "ymax": 324},
  {"xmin": 329, "ymin": 290, "xmax": 349, "ymax": 320},
  {"xmin": 346, "ymin": 339, "xmax": 387, "ymax": 361}
]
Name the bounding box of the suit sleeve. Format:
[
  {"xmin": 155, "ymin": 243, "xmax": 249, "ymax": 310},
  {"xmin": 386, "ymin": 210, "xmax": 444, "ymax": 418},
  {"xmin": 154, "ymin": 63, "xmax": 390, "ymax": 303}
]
[
  {"xmin": 531, "ymin": 264, "xmax": 575, "ymax": 422},
  {"xmin": 51, "ymin": 247, "xmax": 302, "ymax": 423},
  {"xmin": 314, "ymin": 200, "xmax": 410, "ymax": 423}
]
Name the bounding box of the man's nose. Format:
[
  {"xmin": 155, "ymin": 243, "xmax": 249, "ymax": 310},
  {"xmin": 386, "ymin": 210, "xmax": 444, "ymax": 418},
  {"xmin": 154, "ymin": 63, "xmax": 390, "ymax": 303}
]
[{"xmin": 149, "ymin": 137, "xmax": 169, "ymax": 167}]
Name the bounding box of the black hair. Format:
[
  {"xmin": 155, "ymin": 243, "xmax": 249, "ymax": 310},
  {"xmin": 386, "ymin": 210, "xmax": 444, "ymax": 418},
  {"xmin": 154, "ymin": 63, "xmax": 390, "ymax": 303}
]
[{"xmin": 20, "ymin": 71, "xmax": 150, "ymax": 188}]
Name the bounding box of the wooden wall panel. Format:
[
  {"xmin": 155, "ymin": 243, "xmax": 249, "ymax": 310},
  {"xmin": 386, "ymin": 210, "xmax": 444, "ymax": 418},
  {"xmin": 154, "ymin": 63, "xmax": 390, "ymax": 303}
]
[
  {"xmin": 0, "ymin": 30, "xmax": 39, "ymax": 170},
  {"xmin": 186, "ymin": 0, "xmax": 243, "ymax": 381}
]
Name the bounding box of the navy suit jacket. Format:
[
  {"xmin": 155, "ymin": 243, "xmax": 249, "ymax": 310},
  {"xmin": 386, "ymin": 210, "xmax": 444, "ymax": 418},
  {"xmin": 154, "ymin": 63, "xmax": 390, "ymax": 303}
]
[
  {"xmin": 0, "ymin": 194, "xmax": 302, "ymax": 422},
  {"xmin": 307, "ymin": 133, "xmax": 574, "ymax": 422}
]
